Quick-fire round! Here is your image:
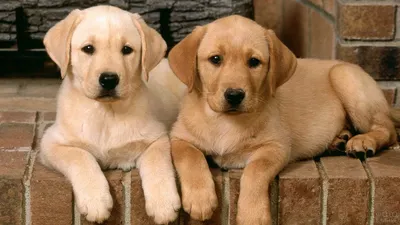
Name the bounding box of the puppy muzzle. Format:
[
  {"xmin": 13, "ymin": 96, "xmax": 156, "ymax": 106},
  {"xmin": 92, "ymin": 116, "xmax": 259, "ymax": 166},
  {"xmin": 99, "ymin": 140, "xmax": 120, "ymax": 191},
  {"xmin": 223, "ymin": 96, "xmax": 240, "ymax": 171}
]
[
  {"xmin": 95, "ymin": 72, "xmax": 121, "ymax": 102},
  {"xmin": 224, "ymin": 88, "xmax": 245, "ymax": 113}
]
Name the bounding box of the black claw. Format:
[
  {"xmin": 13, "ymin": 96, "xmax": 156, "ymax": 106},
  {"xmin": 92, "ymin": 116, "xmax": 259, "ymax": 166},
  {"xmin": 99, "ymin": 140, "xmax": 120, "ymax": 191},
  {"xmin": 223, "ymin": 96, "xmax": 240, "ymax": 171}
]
[
  {"xmin": 342, "ymin": 134, "xmax": 349, "ymax": 141},
  {"xmin": 347, "ymin": 150, "xmax": 357, "ymax": 158},
  {"xmin": 356, "ymin": 151, "xmax": 366, "ymax": 160},
  {"xmin": 366, "ymin": 149, "xmax": 374, "ymax": 157},
  {"xmin": 336, "ymin": 141, "xmax": 346, "ymax": 151}
]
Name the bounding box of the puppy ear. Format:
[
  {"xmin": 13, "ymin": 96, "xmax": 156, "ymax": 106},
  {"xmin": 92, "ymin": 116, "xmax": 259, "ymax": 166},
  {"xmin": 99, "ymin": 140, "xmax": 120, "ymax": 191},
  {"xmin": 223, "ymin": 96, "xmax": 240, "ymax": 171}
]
[
  {"xmin": 265, "ymin": 29, "xmax": 297, "ymax": 96},
  {"xmin": 43, "ymin": 9, "xmax": 82, "ymax": 79},
  {"xmin": 168, "ymin": 26, "xmax": 207, "ymax": 92},
  {"xmin": 132, "ymin": 14, "xmax": 167, "ymax": 81}
]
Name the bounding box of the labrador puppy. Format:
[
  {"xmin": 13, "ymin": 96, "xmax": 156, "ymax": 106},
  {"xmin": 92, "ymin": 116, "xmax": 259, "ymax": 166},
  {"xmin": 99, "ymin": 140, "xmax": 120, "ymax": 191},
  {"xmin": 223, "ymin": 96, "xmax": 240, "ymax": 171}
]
[
  {"xmin": 168, "ymin": 15, "xmax": 398, "ymax": 225},
  {"xmin": 40, "ymin": 5, "xmax": 185, "ymax": 224}
]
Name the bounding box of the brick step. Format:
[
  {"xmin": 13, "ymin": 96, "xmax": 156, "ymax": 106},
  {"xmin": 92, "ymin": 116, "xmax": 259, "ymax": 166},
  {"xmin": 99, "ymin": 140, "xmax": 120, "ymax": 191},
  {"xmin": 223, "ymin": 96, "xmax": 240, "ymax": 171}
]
[
  {"xmin": 2, "ymin": 149, "xmax": 400, "ymax": 225},
  {"xmin": 0, "ymin": 109, "xmax": 399, "ymax": 225}
]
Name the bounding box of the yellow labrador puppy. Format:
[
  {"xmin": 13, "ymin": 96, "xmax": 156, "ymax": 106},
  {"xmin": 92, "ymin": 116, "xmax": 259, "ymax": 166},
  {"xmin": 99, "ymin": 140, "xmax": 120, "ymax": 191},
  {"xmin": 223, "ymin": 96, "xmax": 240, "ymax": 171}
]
[
  {"xmin": 168, "ymin": 15, "xmax": 398, "ymax": 224},
  {"xmin": 40, "ymin": 5, "xmax": 185, "ymax": 224}
]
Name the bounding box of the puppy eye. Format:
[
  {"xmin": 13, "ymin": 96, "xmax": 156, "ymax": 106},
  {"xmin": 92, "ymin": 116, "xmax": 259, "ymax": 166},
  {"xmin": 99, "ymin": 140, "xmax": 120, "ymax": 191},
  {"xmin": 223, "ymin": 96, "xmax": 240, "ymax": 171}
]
[
  {"xmin": 81, "ymin": 45, "xmax": 95, "ymax": 55},
  {"xmin": 209, "ymin": 55, "xmax": 222, "ymax": 66},
  {"xmin": 122, "ymin": 46, "xmax": 133, "ymax": 55},
  {"xmin": 248, "ymin": 57, "xmax": 261, "ymax": 68}
]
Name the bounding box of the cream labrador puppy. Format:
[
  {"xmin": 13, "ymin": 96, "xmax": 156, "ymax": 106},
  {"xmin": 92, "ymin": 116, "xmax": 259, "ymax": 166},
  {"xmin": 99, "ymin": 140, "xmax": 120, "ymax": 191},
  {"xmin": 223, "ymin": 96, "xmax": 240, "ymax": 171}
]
[
  {"xmin": 40, "ymin": 5, "xmax": 185, "ymax": 224},
  {"xmin": 168, "ymin": 15, "xmax": 398, "ymax": 225}
]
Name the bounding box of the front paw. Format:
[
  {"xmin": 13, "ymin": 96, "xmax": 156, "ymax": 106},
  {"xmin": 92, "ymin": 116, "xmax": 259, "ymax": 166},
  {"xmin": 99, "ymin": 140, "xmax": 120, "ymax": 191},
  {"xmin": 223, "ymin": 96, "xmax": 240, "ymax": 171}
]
[
  {"xmin": 181, "ymin": 178, "xmax": 218, "ymax": 221},
  {"xmin": 346, "ymin": 134, "xmax": 377, "ymax": 159},
  {"xmin": 75, "ymin": 183, "xmax": 113, "ymax": 223},
  {"xmin": 145, "ymin": 181, "xmax": 181, "ymax": 224},
  {"xmin": 237, "ymin": 196, "xmax": 271, "ymax": 225}
]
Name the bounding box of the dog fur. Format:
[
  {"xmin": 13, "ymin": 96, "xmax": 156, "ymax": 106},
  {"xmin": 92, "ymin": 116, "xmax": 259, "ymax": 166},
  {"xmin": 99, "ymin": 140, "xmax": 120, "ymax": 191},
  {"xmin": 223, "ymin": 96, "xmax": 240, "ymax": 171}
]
[
  {"xmin": 40, "ymin": 5, "xmax": 185, "ymax": 224},
  {"xmin": 167, "ymin": 15, "xmax": 399, "ymax": 225}
]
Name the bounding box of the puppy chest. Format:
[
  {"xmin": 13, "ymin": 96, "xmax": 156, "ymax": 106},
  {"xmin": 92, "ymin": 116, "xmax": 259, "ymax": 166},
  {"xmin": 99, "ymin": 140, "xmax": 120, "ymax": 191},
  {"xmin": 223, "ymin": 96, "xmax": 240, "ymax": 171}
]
[
  {"xmin": 77, "ymin": 116, "xmax": 148, "ymax": 145},
  {"xmin": 201, "ymin": 132, "xmax": 244, "ymax": 155},
  {"xmin": 101, "ymin": 140, "xmax": 150, "ymax": 167},
  {"xmin": 195, "ymin": 130, "xmax": 269, "ymax": 168},
  {"xmin": 200, "ymin": 134, "xmax": 255, "ymax": 167},
  {"xmin": 181, "ymin": 121, "xmax": 255, "ymax": 156},
  {"xmin": 74, "ymin": 119, "xmax": 156, "ymax": 159}
]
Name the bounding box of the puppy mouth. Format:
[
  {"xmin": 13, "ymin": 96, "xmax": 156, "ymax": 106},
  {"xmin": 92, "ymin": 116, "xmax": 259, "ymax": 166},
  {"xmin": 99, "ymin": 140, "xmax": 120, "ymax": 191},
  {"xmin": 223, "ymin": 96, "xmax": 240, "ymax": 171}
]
[
  {"xmin": 95, "ymin": 90, "xmax": 120, "ymax": 102},
  {"xmin": 207, "ymin": 98, "xmax": 246, "ymax": 114},
  {"xmin": 224, "ymin": 107, "xmax": 243, "ymax": 114}
]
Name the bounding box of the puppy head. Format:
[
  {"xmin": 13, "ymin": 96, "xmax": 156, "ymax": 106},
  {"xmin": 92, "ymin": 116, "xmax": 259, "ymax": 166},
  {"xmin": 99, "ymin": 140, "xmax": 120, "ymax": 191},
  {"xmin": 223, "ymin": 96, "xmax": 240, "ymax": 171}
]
[
  {"xmin": 168, "ymin": 15, "xmax": 297, "ymax": 114},
  {"xmin": 44, "ymin": 5, "xmax": 166, "ymax": 102}
]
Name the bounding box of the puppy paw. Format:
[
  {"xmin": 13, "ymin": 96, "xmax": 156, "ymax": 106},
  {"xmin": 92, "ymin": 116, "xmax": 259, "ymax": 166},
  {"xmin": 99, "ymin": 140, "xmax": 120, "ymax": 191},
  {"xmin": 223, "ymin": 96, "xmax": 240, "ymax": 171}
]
[
  {"xmin": 181, "ymin": 179, "xmax": 218, "ymax": 221},
  {"xmin": 75, "ymin": 184, "xmax": 113, "ymax": 223},
  {"xmin": 346, "ymin": 134, "xmax": 377, "ymax": 159},
  {"xmin": 328, "ymin": 129, "xmax": 353, "ymax": 152},
  {"xmin": 145, "ymin": 180, "xmax": 181, "ymax": 224}
]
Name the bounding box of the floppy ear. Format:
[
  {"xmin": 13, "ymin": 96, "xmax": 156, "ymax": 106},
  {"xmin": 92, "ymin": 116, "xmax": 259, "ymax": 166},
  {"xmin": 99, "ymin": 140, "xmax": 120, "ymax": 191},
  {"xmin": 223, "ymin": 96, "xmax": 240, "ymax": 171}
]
[
  {"xmin": 265, "ymin": 29, "xmax": 297, "ymax": 96},
  {"xmin": 132, "ymin": 14, "xmax": 167, "ymax": 81},
  {"xmin": 43, "ymin": 9, "xmax": 82, "ymax": 79},
  {"xmin": 168, "ymin": 26, "xmax": 207, "ymax": 92}
]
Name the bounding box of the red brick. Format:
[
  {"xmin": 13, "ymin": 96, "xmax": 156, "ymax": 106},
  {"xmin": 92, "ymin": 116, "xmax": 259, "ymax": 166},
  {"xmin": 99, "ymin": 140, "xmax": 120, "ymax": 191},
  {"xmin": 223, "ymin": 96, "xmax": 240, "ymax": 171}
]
[
  {"xmin": 323, "ymin": 0, "xmax": 336, "ymax": 17},
  {"xmin": 18, "ymin": 79, "xmax": 60, "ymax": 98},
  {"xmin": 367, "ymin": 150, "xmax": 400, "ymax": 225},
  {"xmin": 308, "ymin": 0, "xmax": 322, "ymax": 7},
  {"xmin": 229, "ymin": 170, "xmax": 241, "ymax": 225},
  {"xmin": 309, "ymin": 10, "xmax": 335, "ymax": 59},
  {"xmin": 0, "ymin": 97, "xmax": 56, "ymax": 112},
  {"xmin": 42, "ymin": 112, "xmax": 56, "ymax": 122},
  {"xmin": 0, "ymin": 111, "xmax": 36, "ymax": 123},
  {"xmin": 0, "ymin": 152, "xmax": 27, "ymax": 225},
  {"xmin": 270, "ymin": 178, "xmax": 279, "ymax": 225},
  {"xmin": 282, "ymin": 0, "xmax": 310, "ymax": 57},
  {"xmin": 131, "ymin": 170, "xmax": 157, "ymax": 225},
  {"xmin": 279, "ymin": 160, "xmax": 320, "ymax": 225},
  {"xmin": 0, "ymin": 123, "xmax": 34, "ymax": 150},
  {"xmin": 0, "ymin": 82, "xmax": 19, "ymax": 96},
  {"xmin": 396, "ymin": 8, "xmax": 400, "ymax": 40},
  {"xmin": 81, "ymin": 170, "xmax": 124, "ymax": 225},
  {"xmin": 321, "ymin": 156, "xmax": 369, "ymax": 225},
  {"xmin": 30, "ymin": 160, "xmax": 73, "ymax": 225},
  {"xmin": 253, "ymin": 0, "xmax": 283, "ymax": 37},
  {"xmin": 338, "ymin": 4, "xmax": 395, "ymax": 40},
  {"xmin": 182, "ymin": 169, "xmax": 222, "ymax": 225},
  {"xmin": 336, "ymin": 44, "xmax": 400, "ymax": 80}
]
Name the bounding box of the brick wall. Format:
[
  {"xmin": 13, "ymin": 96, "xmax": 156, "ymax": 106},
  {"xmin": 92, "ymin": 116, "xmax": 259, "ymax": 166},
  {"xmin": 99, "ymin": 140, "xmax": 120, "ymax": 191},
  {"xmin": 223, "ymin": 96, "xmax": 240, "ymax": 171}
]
[
  {"xmin": 1, "ymin": 110, "xmax": 400, "ymax": 225},
  {"xmin": 254, "ymin": 0, "xmax": 400, "ymax": 107},
  {"xmin": 0, "ymin": 0, "xmax": 253, "ymax": 48},
  {"xmin": 0, "ymin": 0, "xmax": 253, "ymax": 76}
]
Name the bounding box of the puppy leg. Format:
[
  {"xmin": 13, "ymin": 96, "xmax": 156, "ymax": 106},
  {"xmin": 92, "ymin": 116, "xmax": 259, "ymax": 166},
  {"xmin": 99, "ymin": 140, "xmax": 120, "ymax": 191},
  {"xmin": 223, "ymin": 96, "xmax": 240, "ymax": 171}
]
[
  {"xmin": 171, "ymin": 139, "xmax": 218, "ymax": 221},
  {"xmin": 347, "ymin": 114, "xmax": 396, "ymax": 158},
  {"xmin": 237, "ymin": 143, "xmax": 289, "ymax": 225},
  {"xmin": 137, "ymin": 135, "xmax": 181, "ymax": 224},
  {"xmin": 330, "ymin": 64, "xmax": 398, "ymax": 158},
  {"xmin": 40, "ymin": 133, "xmax": 112, "ymax": 223}
]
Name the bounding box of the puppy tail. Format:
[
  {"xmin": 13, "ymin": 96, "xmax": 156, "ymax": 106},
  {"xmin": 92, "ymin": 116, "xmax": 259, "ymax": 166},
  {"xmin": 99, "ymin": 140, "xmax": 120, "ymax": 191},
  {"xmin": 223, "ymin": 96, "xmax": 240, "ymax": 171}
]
[{"xmin": 390, "ymin": 108, "xmax": 400, "ymax": 128}]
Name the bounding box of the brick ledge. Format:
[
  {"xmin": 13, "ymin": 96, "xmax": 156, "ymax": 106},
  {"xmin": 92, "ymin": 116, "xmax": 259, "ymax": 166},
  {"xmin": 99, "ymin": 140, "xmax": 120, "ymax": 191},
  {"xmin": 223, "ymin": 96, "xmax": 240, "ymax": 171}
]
[{"xmin": 1, "ymin": 111, "xmax": 400, "ymax": 225}]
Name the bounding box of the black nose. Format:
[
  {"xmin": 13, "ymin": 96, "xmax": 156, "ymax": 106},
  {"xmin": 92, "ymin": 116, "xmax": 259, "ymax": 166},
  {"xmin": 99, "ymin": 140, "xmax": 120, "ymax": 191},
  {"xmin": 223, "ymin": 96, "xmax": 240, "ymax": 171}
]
[
  {"xmin": 99, "ymin": 72, "xmax": 119, "ymax": 90},
  {"xmin": 224, "ymin": 88, "xmax": 245, "ymax": 106}
]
